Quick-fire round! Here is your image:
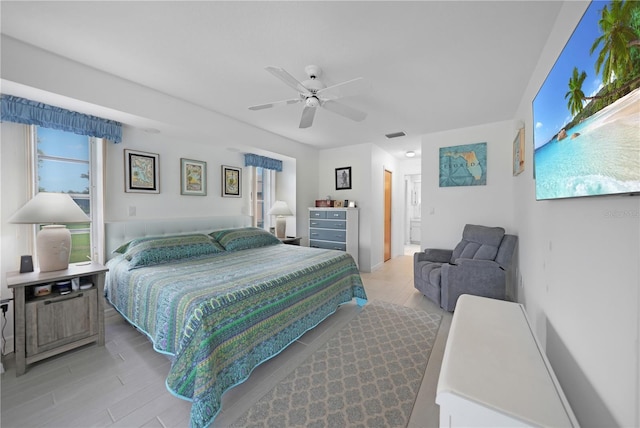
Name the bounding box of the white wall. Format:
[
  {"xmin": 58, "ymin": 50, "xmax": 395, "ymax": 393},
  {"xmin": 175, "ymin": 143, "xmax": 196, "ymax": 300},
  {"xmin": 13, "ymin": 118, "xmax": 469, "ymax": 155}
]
[
  {"xmin": 420, "ymin": 120, "xmax": 516, "ymax": 249},
  {"xmin": 416, "ymin": 4, "xmax": 640, "ymax": 423},
  {"xmin": 0, "ymin": 122, "xmax": 31, "ymax": 355},
  {"xmin": 511, "ymin": 2, "xmax": 640, "ymax": 426},
  {"xmin": 318, "ymin": 143, "xmax": 403, "ymax": 272},
  {"xmin": 318, "ymin": 143, "xmax": 373, "ymax": 271}
]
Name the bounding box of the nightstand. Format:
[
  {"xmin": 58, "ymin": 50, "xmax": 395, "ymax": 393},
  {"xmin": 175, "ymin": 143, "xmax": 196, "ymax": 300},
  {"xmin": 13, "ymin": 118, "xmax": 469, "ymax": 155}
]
[
  {"xmin": 279, "ymin": 236, "xmax": 301, "ymax": 246},
  {"xmin": 7, "ymin": 262, "xmax": 108, "ymax": 376}
]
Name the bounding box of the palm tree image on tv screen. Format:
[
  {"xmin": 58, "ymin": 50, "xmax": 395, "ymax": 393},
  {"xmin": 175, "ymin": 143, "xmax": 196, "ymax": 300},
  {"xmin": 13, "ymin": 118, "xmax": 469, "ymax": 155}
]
[{"xmin": 533, "ymin": 0, "xmax": 640, "ymax": 200}]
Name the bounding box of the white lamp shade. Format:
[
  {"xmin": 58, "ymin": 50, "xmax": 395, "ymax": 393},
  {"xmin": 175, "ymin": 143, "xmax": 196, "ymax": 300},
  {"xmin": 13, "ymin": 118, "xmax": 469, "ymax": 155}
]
[
  {"xmin": 9, "ymin": 193, "xmax": 89, "ymax": 272},
  {"xmin": 9, "ymin": 192, "xmax": 90, "ymax": 224},
  {"xmin": 268, "ymin": 200, "xmax": 293, "ymax": 216}
]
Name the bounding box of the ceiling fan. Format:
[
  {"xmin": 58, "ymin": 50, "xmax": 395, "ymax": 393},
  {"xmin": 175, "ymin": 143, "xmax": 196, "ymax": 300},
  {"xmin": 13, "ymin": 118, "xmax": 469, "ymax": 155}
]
[{"xmin": 249, "ymin": 65, "xmax": 370, "ymax": 128}]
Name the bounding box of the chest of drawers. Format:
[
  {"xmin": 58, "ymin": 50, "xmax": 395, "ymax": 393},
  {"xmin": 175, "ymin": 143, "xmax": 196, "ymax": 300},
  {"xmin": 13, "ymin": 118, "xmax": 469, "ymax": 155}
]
[{"xmin": 308, "ymin": 208, "xmax": 359, "ymax": 267}]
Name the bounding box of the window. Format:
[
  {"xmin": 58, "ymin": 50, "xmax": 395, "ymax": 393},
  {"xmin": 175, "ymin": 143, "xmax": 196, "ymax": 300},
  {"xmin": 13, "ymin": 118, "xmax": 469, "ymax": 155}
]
[
  {"xmin": 251, "ymin": 167, "xmax": 275, "ymax": 231},
  {"xmin": 32, "ymin": 125, "xmax": 104, "ymax": 263}
]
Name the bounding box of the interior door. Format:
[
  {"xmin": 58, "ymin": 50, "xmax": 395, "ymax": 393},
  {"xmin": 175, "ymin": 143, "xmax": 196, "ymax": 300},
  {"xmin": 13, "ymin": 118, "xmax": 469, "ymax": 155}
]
[{"xmin": 384, "ymin": 169, "xmax": 392, "ymax": 261}]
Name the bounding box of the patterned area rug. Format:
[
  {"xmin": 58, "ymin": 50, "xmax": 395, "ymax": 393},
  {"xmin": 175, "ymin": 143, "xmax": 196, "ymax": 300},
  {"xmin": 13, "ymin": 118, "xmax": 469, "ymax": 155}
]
[{"xmin": 230, "ymin": 300, "xmax": 442, "ymax": 428}]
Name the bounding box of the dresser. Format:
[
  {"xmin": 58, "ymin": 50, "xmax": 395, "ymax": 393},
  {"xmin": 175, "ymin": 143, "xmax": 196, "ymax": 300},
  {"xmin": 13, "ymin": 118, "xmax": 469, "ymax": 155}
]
[{"xmin": 308, "ymin": 208, "xmax": 359, "ymax": 267}]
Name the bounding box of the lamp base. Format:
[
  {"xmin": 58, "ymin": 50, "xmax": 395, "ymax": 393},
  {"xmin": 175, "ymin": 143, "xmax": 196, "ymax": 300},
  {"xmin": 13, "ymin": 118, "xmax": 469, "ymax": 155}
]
[
  {"xmin": 37, "ymin": 225, "xmax": 71, "ymax": 272},
  {"xmin": 275, "ymin": 216, "xmax": 286, "ymax": 239}
]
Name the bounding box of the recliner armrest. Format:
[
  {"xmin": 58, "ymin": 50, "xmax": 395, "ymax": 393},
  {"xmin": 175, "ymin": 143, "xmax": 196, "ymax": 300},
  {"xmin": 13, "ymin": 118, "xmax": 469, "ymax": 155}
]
[{"xmin": 416, "ymin": 248, "xmax": 453, "ymax": 263}]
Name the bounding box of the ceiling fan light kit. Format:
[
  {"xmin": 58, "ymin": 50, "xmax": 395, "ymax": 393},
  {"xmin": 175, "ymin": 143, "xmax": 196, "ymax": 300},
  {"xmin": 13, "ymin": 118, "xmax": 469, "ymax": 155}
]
[{"xmin": 248, "ymin": 64, "xmax": 369, "ymax": 128}]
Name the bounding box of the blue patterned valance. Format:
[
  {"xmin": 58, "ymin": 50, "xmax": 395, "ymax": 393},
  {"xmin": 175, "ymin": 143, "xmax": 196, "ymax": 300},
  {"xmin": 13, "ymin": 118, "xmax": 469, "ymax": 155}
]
[
  {"xmin": 1, "ymin": 94, "xmax": 122, "ymax": 143},
  {"xmin": 244, "ymin": 153, "xmax": 283, "ymax": 172}
]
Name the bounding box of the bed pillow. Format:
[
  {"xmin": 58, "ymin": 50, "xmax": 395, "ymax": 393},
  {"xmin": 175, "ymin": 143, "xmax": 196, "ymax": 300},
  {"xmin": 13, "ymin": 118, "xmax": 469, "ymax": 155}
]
[
  {"xmin": 123, "ymin": 234, "xmax": 225, "ymax": 268},
  {"xmin": 113, "ymin": 233, "xmax": 215, "ymax": 254},
  {"xmin": 210, "ymin": 227, "xmax": 281, "ymax": 251}
]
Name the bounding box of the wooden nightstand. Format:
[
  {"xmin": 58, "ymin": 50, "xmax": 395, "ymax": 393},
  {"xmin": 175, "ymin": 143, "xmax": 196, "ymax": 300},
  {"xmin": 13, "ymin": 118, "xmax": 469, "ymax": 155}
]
[
  {"xmin": 279, "ymin": 236, "xmax": 301, "ymax": 246},
  {"xmin": 7, "ymin": 262, "xmax": 108, "ymax": 376}
]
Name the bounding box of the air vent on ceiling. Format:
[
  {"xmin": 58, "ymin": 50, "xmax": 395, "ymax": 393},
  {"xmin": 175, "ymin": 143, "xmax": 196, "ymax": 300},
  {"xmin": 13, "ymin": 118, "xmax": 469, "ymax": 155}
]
[{"xmin": 385, "ymin": 131, "xmax": 406, "ymax": 139}]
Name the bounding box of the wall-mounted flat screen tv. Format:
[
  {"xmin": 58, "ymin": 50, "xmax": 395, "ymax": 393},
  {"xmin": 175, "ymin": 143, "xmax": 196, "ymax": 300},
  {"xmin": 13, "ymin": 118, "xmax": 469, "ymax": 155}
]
[{"xmin": 533, "ymin": 0, "xmax": 640, "ymax": 201}]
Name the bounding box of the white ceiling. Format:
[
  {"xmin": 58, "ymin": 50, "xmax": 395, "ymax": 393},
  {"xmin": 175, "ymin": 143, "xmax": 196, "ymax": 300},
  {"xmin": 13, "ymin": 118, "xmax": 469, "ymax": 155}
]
[{"xmin": 0, "ymin": 1, "xmax": 564, "ymax": 159}]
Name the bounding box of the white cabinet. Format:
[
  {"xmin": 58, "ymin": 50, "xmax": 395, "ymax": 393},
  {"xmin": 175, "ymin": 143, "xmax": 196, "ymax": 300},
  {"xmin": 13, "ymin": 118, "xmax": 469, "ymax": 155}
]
[
  {"xmin": 437, "ymin": 295, "xmax": 579, "ymax": 427},
  {"xmin": 309, "ymin": 208, "xmax": 359, "ymax": 267}
]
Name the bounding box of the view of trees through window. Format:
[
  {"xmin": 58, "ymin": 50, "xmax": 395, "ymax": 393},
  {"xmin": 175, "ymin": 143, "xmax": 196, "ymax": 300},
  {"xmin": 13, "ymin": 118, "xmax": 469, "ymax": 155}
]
[{"xmin": 36, "ymin": 126, "xmax": 91, "ymax": 263}]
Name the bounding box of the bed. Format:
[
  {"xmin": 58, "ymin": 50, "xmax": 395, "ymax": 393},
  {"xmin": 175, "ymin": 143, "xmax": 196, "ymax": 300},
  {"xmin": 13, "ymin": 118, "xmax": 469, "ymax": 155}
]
[{"xmin": 104, "ymin": 219, "xmax": 367, "ymax": 428}]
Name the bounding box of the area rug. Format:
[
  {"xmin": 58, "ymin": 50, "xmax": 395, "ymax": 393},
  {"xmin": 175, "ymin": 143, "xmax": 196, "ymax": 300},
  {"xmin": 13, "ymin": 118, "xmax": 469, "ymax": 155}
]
[{"xmin": 229, "ymin": 300, "xmax": 442, "ymax": 428}]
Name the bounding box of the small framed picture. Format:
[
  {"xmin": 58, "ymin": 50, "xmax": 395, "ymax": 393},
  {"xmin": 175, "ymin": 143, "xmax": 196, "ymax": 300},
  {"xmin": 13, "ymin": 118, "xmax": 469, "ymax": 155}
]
[
  {"xmin": 181, "ymin": 158, "xmax": 206, "ymax": 196},
  {"xmin": 124, "ymin": 149, "xmax": 159, "ymax": 193},
  {"xmin": 335, "ymin": 166, "xmax": 352, "ymax": 190},
  {"xmin": 513, "ymin": 127, "xmax": 525, "ymax": 176},
  {"xmin": 334, "ymin": 200, "xmax": 344, "ymax": 207},
  {"xmin": 222, "ymin": 165, "xmax": 242, "ymax": 198}
]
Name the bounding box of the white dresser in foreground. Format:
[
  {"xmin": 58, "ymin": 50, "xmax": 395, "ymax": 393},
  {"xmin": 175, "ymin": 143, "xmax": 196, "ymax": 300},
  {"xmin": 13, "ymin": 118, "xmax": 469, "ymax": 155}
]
[
  {"xmin": 437, "ymin": 294, "xmax": 579, "ymax": 427},
  {"xmin": 308, "ymin": 207, "xmax": 359, "ymax": 267}
]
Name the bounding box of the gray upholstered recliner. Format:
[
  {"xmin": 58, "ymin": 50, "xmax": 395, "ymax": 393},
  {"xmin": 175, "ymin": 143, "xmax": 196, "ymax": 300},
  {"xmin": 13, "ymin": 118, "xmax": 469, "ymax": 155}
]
[{"xmin": 414, "ymin": 224, "xmax": 517, "ymax": 311}]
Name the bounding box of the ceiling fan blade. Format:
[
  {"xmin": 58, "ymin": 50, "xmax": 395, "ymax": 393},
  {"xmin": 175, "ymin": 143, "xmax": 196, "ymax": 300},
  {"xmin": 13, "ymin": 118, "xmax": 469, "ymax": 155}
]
[
  {"xmin": 322, "ymin": 100, "xmax": 367, "ymax": 122},
  {"xmin": 299, "ymin": 106, "xmax": 316, "ymax": 128},
  {"xmin": 265, "ymin": 66, "xmax": 310, "ymax": 95},
  {"xmin": 248, "ymin": 98, "xmax": 301, "ymax": 111},
  {"xmin": 316, "ymin": 77, "xmax": 371, "ymax": 100}
]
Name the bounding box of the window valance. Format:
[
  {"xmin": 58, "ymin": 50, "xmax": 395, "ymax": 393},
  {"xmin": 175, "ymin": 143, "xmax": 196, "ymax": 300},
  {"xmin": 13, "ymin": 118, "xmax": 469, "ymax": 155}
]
[
  {"xmin": 244, "ymin": 153, "xmax": 283, "ymax": 172},
  {"xmin": 1, "ymin": 94, "xmax": 122, "ymax": 143}
]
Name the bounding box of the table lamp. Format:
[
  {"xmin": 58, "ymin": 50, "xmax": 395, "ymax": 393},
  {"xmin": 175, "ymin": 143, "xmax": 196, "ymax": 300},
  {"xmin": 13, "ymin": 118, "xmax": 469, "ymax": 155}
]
[
  {"xmin": 268, "ymin": 201, "xmax": 293, "ymax": 238},
  {"xmin": 9, "ymin": 193, "xmax": 90, "ymax": 272}
]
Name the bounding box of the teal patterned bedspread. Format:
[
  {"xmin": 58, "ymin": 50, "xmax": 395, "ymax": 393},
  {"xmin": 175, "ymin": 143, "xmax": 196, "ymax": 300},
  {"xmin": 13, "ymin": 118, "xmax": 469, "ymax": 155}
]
[{"xmin": 105, "ymin": 244, "xmax": 366, "ymax": 428}]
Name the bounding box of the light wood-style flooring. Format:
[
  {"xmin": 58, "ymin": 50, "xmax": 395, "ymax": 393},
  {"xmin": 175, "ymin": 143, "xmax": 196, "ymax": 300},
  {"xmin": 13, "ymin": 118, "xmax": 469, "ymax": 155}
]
[{"xmin": 1, "ymin": 253, "xmax": 452, "ymax": 428}]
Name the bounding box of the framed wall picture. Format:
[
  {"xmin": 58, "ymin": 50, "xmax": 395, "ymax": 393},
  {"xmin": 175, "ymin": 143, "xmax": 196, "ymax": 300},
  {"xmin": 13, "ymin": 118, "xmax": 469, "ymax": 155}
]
[
  {"xmin": 335, "ymin": 166, "xmax": 352, "ymax": 190},
  {"xmin": 181, "ymin": 158, "xmax": 207, "ymax": 196},
  {"xmin": 222, "ymin": 165, "xmax": 242, "ymax": 197},
  {"xmin": 124, "ymin": 149, "xmax": 160, "ymax": 193},
  {"xmin": 439, "ymin": 142, "xmax": 487, "ymax": 187},
  {"xmin": 513, "ymin": 127, "xmax": 525, "ymax": 176}
]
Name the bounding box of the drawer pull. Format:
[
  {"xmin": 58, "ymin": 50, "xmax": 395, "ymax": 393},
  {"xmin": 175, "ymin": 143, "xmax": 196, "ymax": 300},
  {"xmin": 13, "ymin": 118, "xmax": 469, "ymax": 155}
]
[{"xmin": 44, "ymin": 293, "xmax": 83, "ymax": 305}]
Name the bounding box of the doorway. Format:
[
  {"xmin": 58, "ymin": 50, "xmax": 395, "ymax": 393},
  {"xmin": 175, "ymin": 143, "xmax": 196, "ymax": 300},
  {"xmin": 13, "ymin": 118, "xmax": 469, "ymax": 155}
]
[
  {"xmin": 384, "ymin": 169, "xmax": 392, "ymax": 262},
  {"xmin": 405, "ymin": 174, "xmax": 421, "ymax": 255}
]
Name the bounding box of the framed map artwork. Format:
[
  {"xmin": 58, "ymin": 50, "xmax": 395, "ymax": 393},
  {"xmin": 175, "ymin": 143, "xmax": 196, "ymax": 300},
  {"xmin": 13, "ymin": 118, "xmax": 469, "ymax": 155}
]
[
  {"xmin": 439, "ymin": 142, "xmax": 487, "ymax": 187},
  {"xmin": 181, "ymin": 158, "xmax": 207, "ymax": 196},
  {"xmin": 222, "ymin": 165, "xmax": 241, "ymax": 197},
  {"xmin": 124, "ymin": 149, "xmax": 160, "ymax": 193}
]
